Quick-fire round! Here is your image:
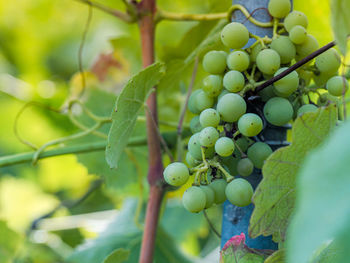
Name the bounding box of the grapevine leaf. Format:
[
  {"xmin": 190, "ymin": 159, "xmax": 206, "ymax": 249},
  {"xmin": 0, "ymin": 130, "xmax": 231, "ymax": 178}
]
[
  {"xmin": 264, "ymin": 249, "xmax": 284, "ymax": 263},
  {"xmin": 330, "ymin": 0, "xmax": 350, "ymax": 55},
  {"xmin": 0, "ymin": 220, "xmax": 22, "ymax": 263},
  {"xmin": 106, "ymin": 62, "xmax": 165, "ymax": 169},
  {"xmin": 103, "ymin": 248, "xmax": 130, "ymax": 263},
  {"xmin": 286, "ymin": 120, "xmax": 350, "ymax": 263},
  {"xmin": 249, "ymin": 105, "xmax": 337, "ymax": 242}
]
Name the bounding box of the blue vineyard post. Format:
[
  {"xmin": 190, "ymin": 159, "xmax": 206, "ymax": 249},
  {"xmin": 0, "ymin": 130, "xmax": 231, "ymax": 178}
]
[{"xmin": 220, "ymin": 0, "xmax": 292, "ymax": 249}]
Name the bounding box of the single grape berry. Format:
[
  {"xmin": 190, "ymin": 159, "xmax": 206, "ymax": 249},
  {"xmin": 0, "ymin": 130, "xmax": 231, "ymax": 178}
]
[
  {"xmin": 188, "ymin": 133, "xmax": 215, "ymax": 160},
  {"xmin": 273, "ymin": 67, "xmax": 299, "ymax": 97},
  {"xmin": 250, "ymin": 43, "xmax": 263, "ymax": 63},
  {"xmin": 295, "ymin": 34, "xmax": 319, "ymax": 58},
  {"xmin": 202, "ymin": 50, "xmax": 227, "ymax": 74},
  {"xmin": 221, "ymin": 156, "xmax": 239, "ymax": 176},
  {"xmin": 203, "ymin": 75, "xmax": 223, "ymax": 98},
  {"xmin": 226, "ymin": 50, "xmax": 250, "ymax": 72},
  {"xmin": 313, "ymin": 71, "xmax": 337, "ymax": 87},
  {"xmin": 315, "ymin": 48, "xmax": 341, "ymax": 74},
  {"xmin": 284, "ymin": 11, "xmax": 308, "ymax": 32},
  {"xmin": 163, "ymin": 162, "xmax": 189, "ymax": 186},
  {"xmin": 264, "ymin": 97, "xmax": 294, "ymax": 126},
  {"xmin": 199, "ymin": 127, "xmax": 219, "ymax": 147},
  {"xmin": 256, "ymin": 49, "xmax": 281, "ymax": 75},
  {"xmin": 200, "ymin": 185, "xmax": 215, "ymax": 209},
  {"xmin": 225, "ymin": 178, "xmax": 253, "ymax": 207},
  {"xmin": 185, "ymin": 152, "xmax": 200, "ymax": 168},
  {"xmin": 270, "ymin": 36, "xmax": 296, "ymax": 64},
  {"xmin": 195, "ymin": 89, "xmax": 214, "ymax": 112},
  {"xmin": 223, "ymin": 70, "xmax": 245, "ymax": 92},
  {"xmin": 326, "ymin": 76, "xmax": 349, "ymax": 97},
  {"xmin": 218, "ymin": 89, "xmax": 230, "ymax": 102},
  {"xmin": 209, "ymin": 179, "xmax": 228, "ymax": 204},
  {"xmin": 190, "ymin": 116, "xmax": 203, "ymax": 134},
  {"xmin": 235, "ymin": 137, "xmax": 251, "ymax": 153},
  {"xmin": 182, "ymin": 186, "xmax": 207, "ymax": 213},
  {"xmin": 289, "ymin": 25, "xmax": 307, "ymax": 44},
  {"xmin": 221, "ymin": 22, "xmax": 249, "ymax": 49},
  {"xmin": 237, "ymin": 158, "xmax": 254, "ymax": 177},
  {"xmin": 217, "ymin": 93, "xmax": 247, "ymax": 122},
  {"xmin": 199, "ymin": 108, "xmax": 220, "ymax": 128},
  {"xmin": 247, "ymin": 142, "xmax": 273, "ymax": 169},
  {"xmin": 297, "ymin": 104, "xmax": 318, "ymax": 116},
  {"xmin": 187, "ymin": 89, "xmax": 201, "ymax": 114},
  {"xmin": 215, "ymin": 137, "xmax": 235, "ymax": 157},
  {"xmin": 268, "ymin": 0, "xmax": 291, "ymax": 18},
  {"xmin": 237, "ymin": 113, "xmax": 263, "ymax": 137},
  {"xmin": 258, "ymin": 85, "xmax": 276, "ymax": 102}
]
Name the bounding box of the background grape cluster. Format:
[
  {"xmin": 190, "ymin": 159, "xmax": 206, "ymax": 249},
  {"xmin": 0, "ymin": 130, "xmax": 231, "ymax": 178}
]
[{"xmin": 164, "ymin": 0, "xmax": 348, "ymax": 213}]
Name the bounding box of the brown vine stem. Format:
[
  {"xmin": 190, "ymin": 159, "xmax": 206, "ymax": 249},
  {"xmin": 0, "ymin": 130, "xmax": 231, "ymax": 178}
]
[{"xmin": 255, "ymin": 41, "xmax": 336, "ymax": 93}]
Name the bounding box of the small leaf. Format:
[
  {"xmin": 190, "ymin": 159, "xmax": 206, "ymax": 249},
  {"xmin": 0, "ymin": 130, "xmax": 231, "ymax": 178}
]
[
  {"xmin": 249, "ymin": 105, "xmax": 337, "ymax": 242},
  {"xmin": 0, "ymin": 220, "xmax": 22, "ymax": 263},
  {"xmin": 103, "ymin": 248, "xmax": 130, "ymax": 263},
  {"xmin": 264, "ymin": 249, "xmax": 284, "ymax": 263},
  {"xmin": 106, "ymin": 63, "xmax": 165, "ymax": 169},
  {"xmin": 330, "ymin": 0, "xmax": 350, "ymax": 55}
]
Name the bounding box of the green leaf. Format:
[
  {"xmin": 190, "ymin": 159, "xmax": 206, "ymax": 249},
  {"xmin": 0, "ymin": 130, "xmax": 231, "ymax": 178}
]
[
  {"xmin": 330, "ymin": 0, "xmax": 350, "ymax": 55},
  {"xmin": 249, "ymin": 105, "xmax": 337, "ymax": 242},
  {"xmin": 103, "ymin": 248, "xmax": 130, "ymax": 263},
  {"xmin": 0, "ymin": 220, "xmax": 22, "ymax": 263},
  {"xmin": 286, "ymin": 119, "xmax": 350, "ymax": 263},
  {"xmin": 106, "ymin": 63, "xmax": 165, "ymax": 169},
  {"xmin": 264, "ymin": 249, "xmax": 284, "ymax": 263}
]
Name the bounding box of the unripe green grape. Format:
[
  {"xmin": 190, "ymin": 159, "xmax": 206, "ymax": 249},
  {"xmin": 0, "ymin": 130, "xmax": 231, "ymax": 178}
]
[
  {"xmin": 202, "ymin": 50, "xmax": 227, "ymax": 74},
  {"xmin": 270, "ymin": 36, "xmax": 296, "ymax": 64},
  {"xmin": 223, "ymin": 70, "xmax": 245, "ymax": 92},
  {"xmin": 188, "ymin": 90, "xmax": 201, "ymax": 114},
  {"xmin": 195, "ymin": 89, "xmax": 214, "ymax": 112},
  {"xmin": 227, "ymin": 50, "xmax": 250, "ymax": 72},
  {"xmin": 250, "ymin": 43, "xmax": 263, "ymax": 63},
  {"xmin": 203, "ymin": 75, "xmax": 223, "ymax": 97},
  {"xmin": 221, "ymin": 22, "xmax": 249, "ymax": 49},
  {"xmin": 326, "ymin": 76, "xmax": 349, "ymax": 96},
  {"xmin": 199, "ymin": 108, "xmax": 220, "ymax": 128},
  {"xmin": 200, "ymin": 185, "xmax": 215, "ymax": 209},
  {"xmin": 199, "ymin": 127, "xmax": 219, "ymax": 147},
  {"xmin": 225, "ymin": 178, "xmax": 253, "ymax": 207},
  {"xmin": 297, "ymin": 104, "xmax": 318, "ymax": 116},
  {"xmin": 258, "ymin": 85, "xmax": 276, "ymax": 102},
  {"xmin": 273, "ymin": 67, "xmax": 299, "ymax": 96},
  {"xmin": 182, "ymin": 186, "xmax": 206, "ymax": 213},
  {"xmin": 221, "ymin": 156, "xmax": 239, "ymax": 176},
  {"xmin": 296, "ymin": 34, "xmax": 319, "ymax": 58},
  {"xmin": 186, "ymin": 152, "xmax": 200, "ymax": 168},
  {"xmin": 289, "ymin": 25, "xmax": 307, "ymax": 44},
  {"xmin": 247, "ymin": 142, "xmax": 273, "ymax": 169},
  {"xmin": 218, "ymin": 89, "xmax": 230, "ymax": 102},
  {"xmin": 190, "ymin": 116, "xmax": 203, "ymax": 134},
  {"xmin": 313, "ymin": 71, "xmax": 337, "ymax": 87},
  {"xmin": 217, "ymin": 93, "xmax": 247, "ymax": 122},
  {"xmin": 315, "ymin": 48, "xmax": 341, "ymax": 74},
  {"xmin": 297, "ymin": 68, "xmax": 313, "ymax": 86},
  {"xmin": 268, "ymin": 0, "xmax": 291, "ymax": 18},
  {"xmin": 237, "ymin": 113, "xmax": 263, "ymax": 137},
  {"xmin": 264, "ymin": 97, "xmax": 294, "ymax": 126},
  {"xmin": 209, "ymin": 179, "xmax": 228, "ymax": 204},
  {"xmin": 215, "ymin": 137, "xmax": 235, "ymax": 157},
  {"xmin": 188, "ymin": 133, "xmax": 215, "ymax": 160},
  {"xmin": 235, "ymin": 137, "xmax": 251, "ymax": 153},
  {"xmin": 237, "ymin": 158, "xmax": 254, "ymax": 177},
  {"xmin": 256, "ymin": 49, "xmax": 281, "ymax": 75},
  {"xmin": 284, "ymin": 11, "xmax": 308, "ymax": 32},
  {"xmin": 163, "ymin": 162, "xmax": 189, "ymax": 186}
]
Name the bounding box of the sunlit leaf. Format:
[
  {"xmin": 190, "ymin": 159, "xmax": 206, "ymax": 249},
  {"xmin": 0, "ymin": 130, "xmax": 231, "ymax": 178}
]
[
  {"xmin": 103, "ymin": 248, "xmax": 130, "ymax": 263},
  {"xmin": 330, "ymin": 0, "xmax": 350, "ymax": 55}
]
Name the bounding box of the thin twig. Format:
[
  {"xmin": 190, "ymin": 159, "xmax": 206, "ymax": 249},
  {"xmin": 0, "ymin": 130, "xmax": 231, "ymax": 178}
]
[{"xmin": 203, "ymin": 210, "xmax": 221, "ymax": 238}]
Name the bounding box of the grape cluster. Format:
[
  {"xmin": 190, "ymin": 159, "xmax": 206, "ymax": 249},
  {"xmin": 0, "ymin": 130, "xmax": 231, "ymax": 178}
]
[{"xmin": 164, "ymin": 0, "xmax": 348, "ymax": 213}]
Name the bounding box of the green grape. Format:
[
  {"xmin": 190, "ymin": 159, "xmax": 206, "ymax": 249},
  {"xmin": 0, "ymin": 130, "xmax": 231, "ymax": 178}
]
[
  {"xmin": 199, "ymin": 127, "xmax": 219, "ymax": 147},
  {"xmin": 258, "ymin": 85, "xmax": 276, "ymax": 102},
  {"xmin": 296, "ymin": 34, "xmax": 319, "ymax": 58},
  {"xmin": 235, "ymin": 137, "xmax": 251, "ymax": 153},
  {"xmin": 273, "ymin": 67, "xmax": 299, "ymax": 97},
  {"xmin": 250, "ymin": 43, "xmax": 263, "ymax": 63},
  {"xmin": 203, "ymin": 75, "xmax": 223, "ymax": 97},
  {"xmin": 188, "ymin": 133, "xmax": 215, "ymax": 160},
  {"xmin": 187, "ymin": 90, "xmax": 201, "ymax": 114},
  {"xmin": 270, "ymin": 36, "xmax": 296, "ymax": 64},
  {"xmin": 218, "ymin": 89, "xmax": 230, "ymax": 101},
  {"xmin": 209, "ymin": 179, "xmax": 228, "ymax": 204},
  {"xmin": 297, "ymin": 104, "xmax": 318, "ymax": 116},
  {"xmin": 221, "ymin": 22, "xmax": 249, "ymax": 49},
  {"xmin": 247, "ymin": 142, "xmax": 273, "ymax": 169},
  {"xmin": 221, "ymin": 156, "xmax": 239, "ymax": 176},
  {"xmin": 215, "ymin": 137, "xmax": 235, "ymax": 157},
  {"xmin": 297, "ymin": 68, "xmax": 313, "ymax": 86},
  {"xmin": 289, "ymin": 25, "xmax": 307, "ymax": 44},
  {"xmin": 217, "ymin": 93, "xmax": 247, "ymax": 122},
  {"xmin": 199, "ymin": 108, "xmax": 220, "ymax": 128},
  {"xmin": 195, "ymin": 89, "xmax": 214, "ymax": 112},
  {"xmin": 237, "ymin": 113, "xmax": 263, "ymax": 137},
  {"xmin": 200, "ymin": 185, "xmax": 215, "ymax": 209},
  {"xmin": 190, "ymin": 116, "xmax": 203, "ymax": 134},
  {"xmin": 226, "ymin": 50, "xmax": 250, "ymax": 72},
  {"xmin": 182, "ymin": 186, "xmax": 206, "ymax": 213},
  {"xmin": 268, "ymin": 0, "xmax": 291, "ymax": 18},
  {"xmin": 256, "ymin": 49, "xmax": 281, "ymax": 75},
  {"xmin": 326, "ymin": 76, "xmax": 349, "ymax": 96},
  {"xmin": 264, "ymin": 97, "xmax": 294, "ymax": 126},
  {"xmin": 185, "ymin": 152, "xmax": 200, "ymax": 168},
  {"xmin": 237, "ymin": 158, "xmax": 254, "ymax": 177},
  {"xmin": 315, "ymin": 48, "xmax": 341, "ymax": 74},
  {"xmin": 223, "ymin": 70, "xmax": 245, "ymax": 92},
  {"xmin": 202, "ymin": 50, "xmax": 227, "ymax": 74},
  {"xmin": 225, "ymin": 178, "xmax": 253, "ymax": 207},
  {"xmin": 313, "ymin": 71, "xmax": 337, "ymax": 87},
  {"xmin": 284, "ymin": 11, "xmax": 308, "ymax": 32},
  {"xmin": 163, "ymin": 162, "xmax": 189, "ymax": 186}
]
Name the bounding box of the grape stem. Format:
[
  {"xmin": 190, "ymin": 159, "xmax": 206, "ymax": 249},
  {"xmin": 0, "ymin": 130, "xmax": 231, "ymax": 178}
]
[
  {"xmin": 209, "ymin": 160, "xmax": 234, "ymax": 182},
  {"xmin": 272, "ymin": 18, "xmax": 279, "ymax": 39}
]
